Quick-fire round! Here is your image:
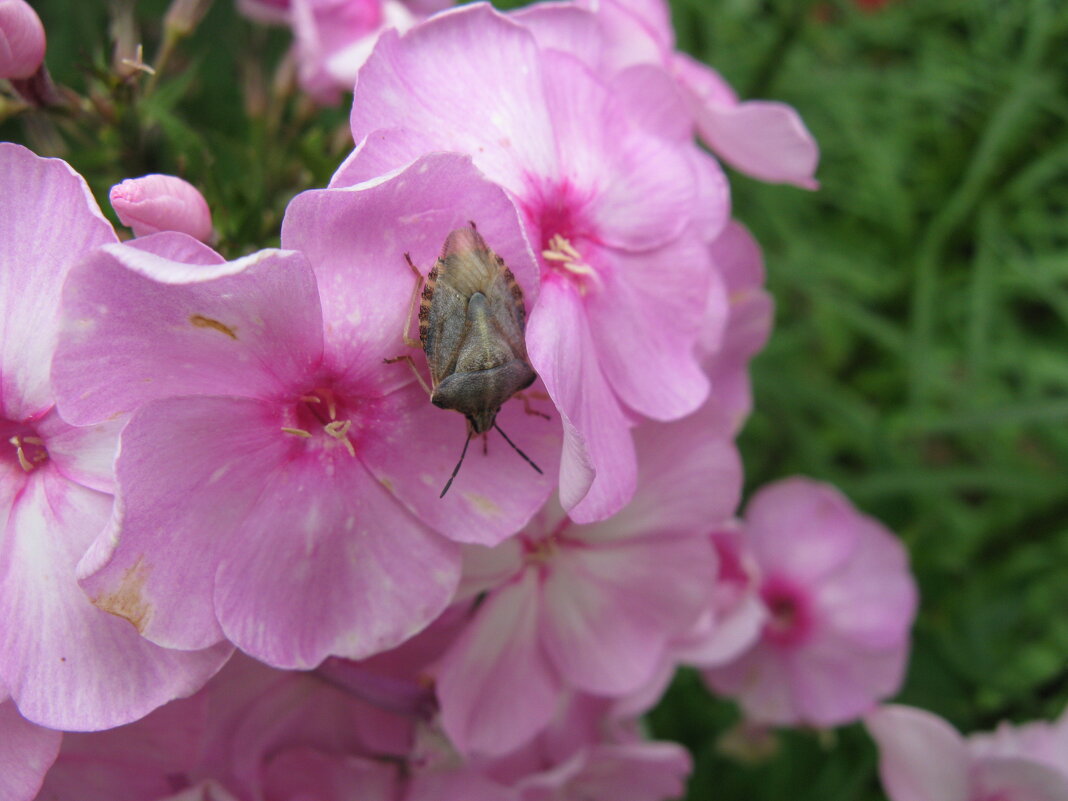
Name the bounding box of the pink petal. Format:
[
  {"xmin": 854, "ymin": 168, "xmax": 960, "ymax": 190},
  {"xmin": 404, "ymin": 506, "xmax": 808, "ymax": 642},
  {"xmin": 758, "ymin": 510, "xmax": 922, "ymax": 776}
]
[
  {"xmin": 544, "ymin": 742, "xmax": 692, "ymax": 801},
  {"xmin": 361, "ymin": 383, "xmax": 560, "ymax": 547},
  {"xmin": 407, "ymin": 771, "xmax": 519, "ymax": 801},
  {"xmin": 864, "ymin": 705, "xmax": 971, "ymax": 801},
  {"xmin": 583, "ymin": 400, "xmax": 741, "ymax": 544},
  {"xmin": 53, "ymin": 242, "xmax": 323, "ymax": 426},
  {"xmin": 702, "ymin": 642, "xmax": 796, "ymax": 724},
  {"xmin": 109, "ymin": 174, "xmax": 214, "ymax": 242},
  {"xmin": 974, "ymin": 757, "xmax": 1068, "ymax": 801},
  {"xmin": 0, "ymin": 697, "xmax": 60, "ymax": 801},
  {"xmin": 0, "ymin": 469, "xmax": 230, "ymax": 730},
  {"xmin": 607, "ymin": 64, "xmax": 692, "ymax": 143},
  {"xmin": 584, "ymin": 235, "xmax": 712, "ymax": 420},
  {"xmin": 0, "ymin": 0, "xmax": 46, "ymax": 79},
  {"xmin": 437, "ymin": 571, "xmax": 559, "ymax": 756},
  {"xmin": 540, "ymin": 535, "xmax": 715, "ymax": 695},
  {"xmin": 282, "ymin": 151, "xmax": 541, "ymax": 380},
  {"xmin": 35, "ymin": 413, "xmax": 122, "ymax": 494},
  {"xmin": 329, "ymin": 126, "xmax": 439, "ymax": 187},
  {"xmin": 745, "ymin": 477, "xmax": 862, "ymax": 583},
  {"xmin": 0, "ymin": 143, "xmax": 116, "ymax": 420},
  {"xmin": 511, "ymin": 3, "xmax": 601, "ymax": 66},
  {"xmin": 350, "ymin": 5, "xmax": 557, "ymax": 193},
  {"xmin": 526, "ymin": 279, "xmax": 636, "ymax": 522},
  {"xmin": 213, "ymin": 431, "xmax": 460, "ymax": 668},
  {"xmin": 676, "ymin": 54, "xmax": 819, "ymax": 189},
  {"xmin": 76, "ymin": 396, "xmax": 301, "ymax": 651}
]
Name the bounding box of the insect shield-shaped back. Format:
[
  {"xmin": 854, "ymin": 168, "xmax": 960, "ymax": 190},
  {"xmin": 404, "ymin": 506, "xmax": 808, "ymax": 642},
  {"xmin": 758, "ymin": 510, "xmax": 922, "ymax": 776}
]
[{"xmin": 419, "ymin": 225, "xmax": 542, "ymax": 496}]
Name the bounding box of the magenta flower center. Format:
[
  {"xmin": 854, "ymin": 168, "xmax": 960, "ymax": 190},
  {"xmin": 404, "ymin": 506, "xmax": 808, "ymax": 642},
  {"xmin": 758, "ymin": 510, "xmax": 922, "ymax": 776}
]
[
  {"xmin": 760, "ymin": 575, "xmax": 814, "ymax": 648},
  {"xmin": 1, "ymin": 417, "xmax": 48, "ymax": 473},
  {"xmin": 525, "ymin": 182, "xmax": 601, "ymax": 295},
  {"xmin": 280, "ymin": 385, "xmax": 359, "ymax": 458}
]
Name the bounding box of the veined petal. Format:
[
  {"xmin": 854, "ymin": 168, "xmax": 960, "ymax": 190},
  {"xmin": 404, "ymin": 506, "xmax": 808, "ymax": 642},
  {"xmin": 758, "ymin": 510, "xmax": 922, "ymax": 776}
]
[
  {"xmin": 526, "ymin": 279, "xmax": 636, "ymax": 522},
  {"xmin": 437, "ymin": 570, "xmax": 559, "ymax": 756},
  {"xmin": 0, "ymin": 698, "xmax": 60, "ymax": 801},
  {"xmin": 0, "ymin": 469, "xmax": 230, "ymax": 730},
  {"xmin": 0, "ymin": 143, "xmax": 116, "ymax": 420},
  {"xmin": 54, "ymin": 243, "xmax": 323, "ymax": 426}
]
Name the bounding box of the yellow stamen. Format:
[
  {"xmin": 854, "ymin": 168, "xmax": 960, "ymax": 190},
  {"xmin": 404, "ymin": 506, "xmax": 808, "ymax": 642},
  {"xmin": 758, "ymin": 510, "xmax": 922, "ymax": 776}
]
[
  {"xmin": 281, "ymin": 427, "xmax": 312, "ymax": 438},
  {"xmin": 324, "ymin": 420, "xmax": 356, "ymax": 457}
]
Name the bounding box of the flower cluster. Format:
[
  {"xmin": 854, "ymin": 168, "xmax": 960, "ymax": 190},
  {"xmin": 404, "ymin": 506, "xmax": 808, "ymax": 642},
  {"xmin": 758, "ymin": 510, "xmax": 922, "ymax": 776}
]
[{"xmin": 0, "ymin": 0, "xmax": 950, "ymax": 799}]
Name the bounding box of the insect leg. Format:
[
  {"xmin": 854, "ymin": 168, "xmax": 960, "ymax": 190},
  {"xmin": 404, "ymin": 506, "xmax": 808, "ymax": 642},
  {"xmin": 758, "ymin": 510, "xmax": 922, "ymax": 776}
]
[
  {"xmin": 515, "ymin": 391, "xmax": 551, "ymax": 420},
  {"xmin": 382, "ymin": 354, "xmax": 432, "ymax": 397},
  {"xmin": 400, "ymin": 252, "xmax": 424, "ymax": 348}
]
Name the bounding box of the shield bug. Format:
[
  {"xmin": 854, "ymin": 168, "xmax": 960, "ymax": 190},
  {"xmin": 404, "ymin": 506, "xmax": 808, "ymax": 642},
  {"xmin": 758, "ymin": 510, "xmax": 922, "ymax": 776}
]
[{"xmin": 387, "ymin": 223, "xmax": 545, "ymax": 497}]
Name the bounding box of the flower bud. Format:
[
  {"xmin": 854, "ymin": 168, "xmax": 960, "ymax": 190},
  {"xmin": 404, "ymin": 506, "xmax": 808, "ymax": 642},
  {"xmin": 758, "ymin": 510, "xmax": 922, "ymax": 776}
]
[
  {"xmin": 0, "ymin": 0, "xmax": 46, "ymax": 80},
  {"xmin": 110, "ymin": 174, "xmax": 213, "ymax": 243}
]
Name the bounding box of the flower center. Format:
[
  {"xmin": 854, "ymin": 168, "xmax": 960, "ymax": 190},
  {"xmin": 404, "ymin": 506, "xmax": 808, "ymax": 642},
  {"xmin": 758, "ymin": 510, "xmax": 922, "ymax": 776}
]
[
  {"xmin": 760, "ymin": 575, "xmax": 814, "ymax": 648},
  {"xmin": 280, "ymin": 386, "xmax": 357, "ymax": 458},
  {"xmin": 521, "ymin": 516, "xmax": 572, "ymax": 564},
  {"xmin": 1, "ymin": 419, "xmax": 48, "ymax": 473},
  {"xmin": 541, "ymin": 234, "xmax": 598, "ymax": 286}
]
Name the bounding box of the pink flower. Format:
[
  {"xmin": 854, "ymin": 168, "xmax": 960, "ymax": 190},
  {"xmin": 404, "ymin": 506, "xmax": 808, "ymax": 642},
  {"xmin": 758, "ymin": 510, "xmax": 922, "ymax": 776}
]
[
  {"xmin": 703, "ymin": 477, "xmax": 918, "ymax": 727},
  {"xmin": 866, "ymin": 704, "xmax": 1068, "ymax": 801},
  {"xmin": 0, "ymin": 0, "xmax": 46, "ymax": 80},
  {"xmin": 53, "ymin": 153, "xmax": 558, "ymax": 669},
  {"xmin": 0, "ymin": 143, "xmax": 231, "ymax": 731},
  {"xmin": 0, "ymin": 693, "xmax": 60, "ymax": 801},
  {"xmin": 431, "ymin": 398, "xmax": 741, "ymax": 755},
  {"xmin": 110, "ymin": 174, "xmax": 214, "ymax": 243},
  {"xmin": 343, "ymin": 3, "xmax": 728, "ymax": 521}
]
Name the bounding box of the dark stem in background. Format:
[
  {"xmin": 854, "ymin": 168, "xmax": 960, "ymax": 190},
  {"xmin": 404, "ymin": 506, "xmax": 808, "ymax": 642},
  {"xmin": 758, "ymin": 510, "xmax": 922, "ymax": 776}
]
[{"xmin": 745, "ymin": 0, "xmax": 816, "ymax": 99}]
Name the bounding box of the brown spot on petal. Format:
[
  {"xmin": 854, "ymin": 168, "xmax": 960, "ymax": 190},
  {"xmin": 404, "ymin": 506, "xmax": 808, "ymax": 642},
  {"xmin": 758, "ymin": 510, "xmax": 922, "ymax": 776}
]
[
  {"xmin": 190, "ymin": 314, "xmax": 238, "ymax": 340},
  {"xmin": 93, "ymin": 557, "xmax": 153, "ymax": 633}
]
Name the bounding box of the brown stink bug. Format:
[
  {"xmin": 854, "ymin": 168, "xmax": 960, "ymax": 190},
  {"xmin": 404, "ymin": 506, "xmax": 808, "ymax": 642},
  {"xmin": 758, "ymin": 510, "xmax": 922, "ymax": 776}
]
[{"xmin": 387, "ymin": 223, "xmax": 545, "ymax": 497}]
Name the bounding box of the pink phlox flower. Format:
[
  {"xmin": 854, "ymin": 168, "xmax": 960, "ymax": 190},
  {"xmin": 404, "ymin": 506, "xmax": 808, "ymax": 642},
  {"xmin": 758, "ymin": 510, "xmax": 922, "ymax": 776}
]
[
  {"xmin": 342, "ymin": 2, "xmax": 728, "ymax": 521},
  {"xmin": 0, "ymin": 143, "xmax": 231, "ymax": 732},
  {"xmin": 55, "ymin": 155, "xmax": 557, "ymax": 670},
  {"xmin": 703, "ymin": 477, "xmax": 918, "ymax": 727},
  {"xmin": 866, "ymin": 704, "xmax": 1068, "ymax": 801},
  {"xmin": 428, "ymin": 395, "xmax": 741, "ymax": 756}
]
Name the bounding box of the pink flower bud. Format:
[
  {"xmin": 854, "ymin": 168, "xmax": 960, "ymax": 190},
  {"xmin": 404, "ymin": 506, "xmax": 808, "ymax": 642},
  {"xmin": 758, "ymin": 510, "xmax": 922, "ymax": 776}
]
[
  {"xmin": 0, "ymin": 0, "xmax": 46, "ymax": 80},
  {"xmin": 109, "ymin": 174, "xmax": 213, "ymax": 242}
]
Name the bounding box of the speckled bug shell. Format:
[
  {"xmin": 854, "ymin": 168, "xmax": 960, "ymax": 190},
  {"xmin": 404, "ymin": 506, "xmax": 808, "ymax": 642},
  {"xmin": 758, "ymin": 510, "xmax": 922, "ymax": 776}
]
[{"xmin": 419, "ymin": 225, "xmax": 536, "ymax": 434}]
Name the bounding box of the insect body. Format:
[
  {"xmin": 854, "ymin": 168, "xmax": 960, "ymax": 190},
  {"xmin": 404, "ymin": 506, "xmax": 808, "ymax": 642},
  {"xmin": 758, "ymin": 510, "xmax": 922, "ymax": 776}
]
[{"xmin": 393, "ymin": 224, "xmax": 543, "ymax": 497}]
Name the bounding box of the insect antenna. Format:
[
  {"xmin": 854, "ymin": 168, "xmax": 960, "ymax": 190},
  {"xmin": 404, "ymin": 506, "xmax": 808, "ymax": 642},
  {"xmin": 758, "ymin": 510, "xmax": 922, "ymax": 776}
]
[
  {"xmin": 440, "ymin": 431, "xmax": 474, "ymax": 498},
  {"xmin": 494, "ymin": 423, "xmax": 543, "ymax": 475}
]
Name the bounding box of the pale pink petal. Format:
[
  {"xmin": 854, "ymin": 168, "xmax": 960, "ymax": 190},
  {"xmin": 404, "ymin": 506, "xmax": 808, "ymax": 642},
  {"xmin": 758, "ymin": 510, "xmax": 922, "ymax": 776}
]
[
  {"xmin": 585, "ymin": 237, "xmax": 712, "ymax": 420},
  {"xmin": 0, "ymin": 698, "xmax": 60, "ymax": 801},
  {"xmin": 511, "ymin": 3, "xmax": 601, "ymax": 66},
  {"xmin": 262, "ymin": 747, "xmax": 398, "ymax": 801},
  {"xmin": 0, "ymin": 0, "xmax": 46, "ymax": 79},
  {"xmin": 35, "ymin": 414, "xmax": 121, "ymax": 494},
  {"xmin": 281, "ymin": 152, "xmax": 541, "ymax": 383},
  {"xmin": 690, "ymin": 148, "xmax": 732, "ymax": 246},
  {"xmin": 526, "ymin": 279, "xmax": 636, "ymax": 522},
  {"xmin": 607, "ymin": 64, "xmax": 692, "ymax": 143},
  {"xmin": 328, "ymin": 126, "xmax": 438, "ymax": 187},
  {"xmin": 407, "ymin": 771, "xmax": 519, "ymax": 801},
  {"xmin": 786, "ymin": 637, "xmax": 910, "ymax": 726},
  {"xmin": 0, "ymin": 468, "xmax": 230, "ymax": 730},
  {"xmin": 350, "ymin": 5, "xmax": 557, "ymax": 192},
  {"xmin": 581, "ymin": 402, "xmax": 740, "ymax": 544},
  {"xmin": 675, "ymin": 54, "xmax": 819, "ymax": 189},
  {"xmin": 360, "ymin": 382, "xmax": 559, "ymax": 547},
  {"xmin": 437, "ymin": 571, "xmax": 559, "ymax": 756},
  {"xmin": 745, "ymin": 477, "xmax": 861, "ymax": 582},
  {"xmin": 864, "ymin": 705, "xmax": 971, "ymax": 801},
  {"xmin": 974, "ymin": 757, "xmax": 1068, "ymax": 801},
  {"xmin": 213, "ymin": 433, "xmax": 459, "ymax": 668},
  {"xmin": 676, "ymin": 595, "xmax": 766, "ymax": 668},
  {"xmin": 53, "ymin": 243, "xmax": 323, "ymax": 426},
  {"xmin": 0, "ymin": 143, "xmax": 116, "ymax": 420},
  {"xmin": 76, "ymin": 397, "xmax": 299, "ymax": 651},
  {"xmin": 540, "ymin": 536, "xmax": 715, "ymax": 695},
  {"xmin": 702, "ymin": 643, "xmax": 796, "ymax": 723},
  {"xmin": 576, "ymin": 0, "xmax": 670, "ymax": 71},
  {"xmin": 458, "ymin": 537, "xmax": 524, "ymax": 600},
  {"xmin": 110, "ymin": 174, "xmax": 214, "ymax": 242}
]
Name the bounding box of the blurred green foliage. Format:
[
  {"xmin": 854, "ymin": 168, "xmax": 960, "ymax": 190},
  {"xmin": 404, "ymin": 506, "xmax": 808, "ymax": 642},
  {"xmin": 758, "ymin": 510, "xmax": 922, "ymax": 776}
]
[{"xmin": 4, "ymin": 0, "xmax": 1068, "ymax": 798}]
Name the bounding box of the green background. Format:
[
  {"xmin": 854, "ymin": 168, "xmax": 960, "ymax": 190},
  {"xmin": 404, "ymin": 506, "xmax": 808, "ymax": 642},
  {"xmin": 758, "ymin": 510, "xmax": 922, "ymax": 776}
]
[{"xmin": 5, "ymin": 1, "xmax": 1068, "ymax": 798}]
